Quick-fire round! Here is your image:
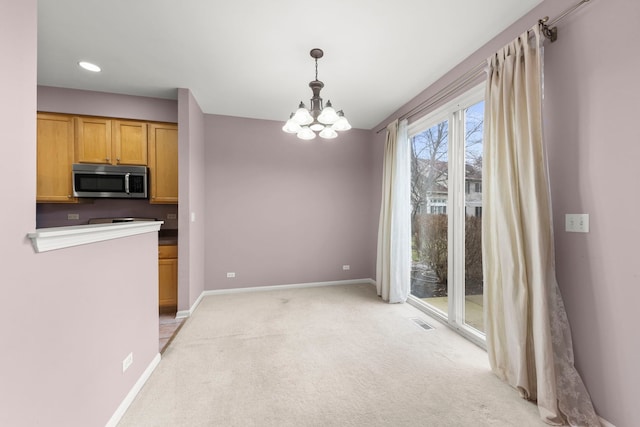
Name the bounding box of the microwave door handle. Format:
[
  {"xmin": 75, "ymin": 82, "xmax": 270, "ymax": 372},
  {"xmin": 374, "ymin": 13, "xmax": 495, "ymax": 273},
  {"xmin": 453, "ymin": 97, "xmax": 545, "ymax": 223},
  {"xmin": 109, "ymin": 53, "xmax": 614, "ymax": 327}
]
[{"xmin": 125, "ymin": 173, "xmax": 130, "ymax": 194}]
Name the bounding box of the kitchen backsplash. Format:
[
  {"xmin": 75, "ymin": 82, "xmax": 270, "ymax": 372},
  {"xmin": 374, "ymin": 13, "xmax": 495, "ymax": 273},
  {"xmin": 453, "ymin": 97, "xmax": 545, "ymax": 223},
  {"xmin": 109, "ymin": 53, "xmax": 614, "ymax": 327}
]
[{"xmin": 36, "ymin": 199, "xmax": 178, "ymax": 229}]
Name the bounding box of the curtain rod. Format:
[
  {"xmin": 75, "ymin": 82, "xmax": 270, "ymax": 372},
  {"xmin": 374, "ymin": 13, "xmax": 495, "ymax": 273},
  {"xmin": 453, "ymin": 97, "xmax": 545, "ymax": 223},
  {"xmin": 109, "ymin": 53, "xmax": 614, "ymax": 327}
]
[{"xmin": 374, "ymin": 0, "xmax": 592, "ymax": 134}]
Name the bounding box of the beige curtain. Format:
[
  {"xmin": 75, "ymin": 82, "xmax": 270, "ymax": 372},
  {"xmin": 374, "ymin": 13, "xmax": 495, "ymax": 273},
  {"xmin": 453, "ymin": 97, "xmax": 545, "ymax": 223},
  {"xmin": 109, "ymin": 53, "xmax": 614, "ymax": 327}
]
[
  {"xmin": 376, "ymin": 119, "xmax": 410, "ymax": 303},
  {"xmin": 483, "ymin": 25, "xmax": 599, "ymax": 426}
]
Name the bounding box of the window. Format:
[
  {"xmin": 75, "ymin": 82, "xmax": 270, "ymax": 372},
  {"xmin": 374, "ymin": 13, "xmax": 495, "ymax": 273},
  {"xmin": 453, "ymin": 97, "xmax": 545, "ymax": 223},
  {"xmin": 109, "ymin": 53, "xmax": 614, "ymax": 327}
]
[{"xmin": 409, "ymin": 84, "xmax": 485, "ymax": 344}]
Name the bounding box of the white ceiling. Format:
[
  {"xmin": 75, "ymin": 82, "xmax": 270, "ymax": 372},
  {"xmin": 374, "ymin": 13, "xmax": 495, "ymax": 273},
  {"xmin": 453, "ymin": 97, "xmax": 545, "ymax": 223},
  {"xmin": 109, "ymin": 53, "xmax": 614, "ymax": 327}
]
[{"xmin": 37, "ymin": 0, "xmax": 543, "ymax": 130}]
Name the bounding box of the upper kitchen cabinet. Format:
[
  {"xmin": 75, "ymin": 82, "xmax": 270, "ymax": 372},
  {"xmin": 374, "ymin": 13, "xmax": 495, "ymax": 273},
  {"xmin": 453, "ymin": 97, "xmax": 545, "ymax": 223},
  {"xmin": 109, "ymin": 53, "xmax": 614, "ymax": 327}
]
[
  {"xmin": 37, "ymin": 113, "xmax": 77, "ymax": 203},
  {"xmin": 114, "ymin": 120, "xmax": 148, "ymax": 165},
  {"xmin": 75, "ymin": 117, "xmax": 148, "ymax": 166},
  {"xmin": 148, "ymin": 123, "xmax": 178, "ymax": 204},
  {"xmin": 74, "ymin": 117, "xmax": 111, "ymax": 164}
]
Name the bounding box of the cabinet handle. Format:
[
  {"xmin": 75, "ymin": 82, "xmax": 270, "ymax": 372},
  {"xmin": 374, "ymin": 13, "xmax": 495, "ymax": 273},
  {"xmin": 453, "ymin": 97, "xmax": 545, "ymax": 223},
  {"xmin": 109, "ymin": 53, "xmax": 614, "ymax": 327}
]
[
  {"xmin": 67, "ymin": 194, "xmax": 72, "ymax": 199},
  {"xmin": 116, "ymin": 158, "xmax": 121, "ymax": 163},
  {"xmin": 106, "ymin": 158, "xmax": 110, "ymax": 162}
]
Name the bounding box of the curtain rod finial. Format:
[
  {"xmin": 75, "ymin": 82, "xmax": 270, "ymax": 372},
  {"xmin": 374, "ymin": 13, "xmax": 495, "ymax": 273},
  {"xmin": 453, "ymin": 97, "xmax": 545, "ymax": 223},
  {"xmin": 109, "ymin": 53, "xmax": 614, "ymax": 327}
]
[{"xmin": 539, "ymin": 18, "xmax": 558, "ymax": 42}]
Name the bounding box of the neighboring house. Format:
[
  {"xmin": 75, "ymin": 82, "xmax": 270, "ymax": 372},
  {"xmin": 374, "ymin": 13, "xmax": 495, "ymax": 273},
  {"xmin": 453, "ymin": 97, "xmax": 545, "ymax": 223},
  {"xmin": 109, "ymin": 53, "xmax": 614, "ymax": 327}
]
[
  {"xmin": 464, "ymin": 163, "xmax": 482, "ymax": 217},
  {"xmin": 412, "ymin": 159, "xmax": 482, "ymax": 217}
]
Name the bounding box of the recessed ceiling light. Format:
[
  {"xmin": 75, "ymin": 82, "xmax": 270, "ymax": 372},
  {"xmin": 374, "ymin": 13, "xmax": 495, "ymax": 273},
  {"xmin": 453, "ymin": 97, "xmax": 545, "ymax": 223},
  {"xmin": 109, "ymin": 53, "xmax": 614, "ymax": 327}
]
[{"xmin": 78, "ymin": 61, "xmax": 101, "ymax": 72}]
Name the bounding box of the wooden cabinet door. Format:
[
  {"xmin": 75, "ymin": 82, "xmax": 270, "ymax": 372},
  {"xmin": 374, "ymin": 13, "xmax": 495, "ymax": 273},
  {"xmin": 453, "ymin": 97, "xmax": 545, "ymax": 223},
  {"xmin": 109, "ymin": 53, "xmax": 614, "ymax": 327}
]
[
  {"xmin": 113, "ymin": 120, "xmax": 147, "ymax": 165},
  {"xmin": 75, "ymin": 117, "xmax": 112, "ymax": 164},
  {"xmin": 37, "ymin": 113, "xmax": 77, "ymax": 203},
  {"xmin": 158, "ymin": 252, "xmax": 178, "ymax": 309},
  {"xmin": 148, "ymin": 123, "xmax": 178, "ymax": 204}
]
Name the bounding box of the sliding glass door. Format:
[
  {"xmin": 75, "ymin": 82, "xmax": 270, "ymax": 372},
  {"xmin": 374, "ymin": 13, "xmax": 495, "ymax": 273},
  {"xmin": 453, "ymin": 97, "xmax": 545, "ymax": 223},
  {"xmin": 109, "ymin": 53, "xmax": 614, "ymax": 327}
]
[
  {"xmin": 410, "ymin": 118, "xmax": 450, "ymax": 316},
  {"xmin": 409, "ymin": 85, "xmax": 485, "ymax": 341}
]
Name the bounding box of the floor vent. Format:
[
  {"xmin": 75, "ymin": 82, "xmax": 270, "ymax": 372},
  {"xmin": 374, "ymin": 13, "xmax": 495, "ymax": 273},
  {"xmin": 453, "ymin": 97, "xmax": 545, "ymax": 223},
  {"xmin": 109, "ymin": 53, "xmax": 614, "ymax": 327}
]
[{"xmin": 411, "ymin": 318, "xmax": 434, "ymax": 331}]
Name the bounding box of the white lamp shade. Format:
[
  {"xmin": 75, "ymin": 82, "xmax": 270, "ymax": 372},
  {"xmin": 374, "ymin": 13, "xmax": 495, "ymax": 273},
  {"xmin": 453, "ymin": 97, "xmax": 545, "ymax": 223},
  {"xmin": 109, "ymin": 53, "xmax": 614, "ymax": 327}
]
[
  {"xmin": 282, "ymin": 118, "xmax": 302, "ymax": 133},
  {"xmin": 297, "ymin": 126, "xmax": 316, "ymax": 140},
  {"xmin": 292, "ymin": 106, "xmax": 313, "ymax": 125},
  {"xmin": 318, "ymin": 105, "xmax": 339, "ymax": 124},
  {"xmin": 332, "ymin": 115, "xmax": 351, "ymax": 131},
  {"xmin": 309, "ymin": 122, "xmax": 325, "ymax": 132},
  {"xmin": 319, "ymin": 127, "xmax": 338, "ymax": 139}
]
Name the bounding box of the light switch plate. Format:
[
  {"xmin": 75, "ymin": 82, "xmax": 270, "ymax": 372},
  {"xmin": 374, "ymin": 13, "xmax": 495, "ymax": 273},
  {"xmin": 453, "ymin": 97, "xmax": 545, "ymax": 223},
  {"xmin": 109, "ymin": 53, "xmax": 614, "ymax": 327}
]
[{"xmin": 565, "ymin": 214, "xmax": 589, "ymax": 233}]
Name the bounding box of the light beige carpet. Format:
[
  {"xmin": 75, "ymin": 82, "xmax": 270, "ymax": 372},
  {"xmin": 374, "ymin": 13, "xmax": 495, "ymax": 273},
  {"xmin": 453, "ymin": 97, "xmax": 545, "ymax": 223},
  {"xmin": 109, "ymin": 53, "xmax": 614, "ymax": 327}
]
[{"xmin": 119, "ymin": 283, "xmax": 545, "ymax": 426}]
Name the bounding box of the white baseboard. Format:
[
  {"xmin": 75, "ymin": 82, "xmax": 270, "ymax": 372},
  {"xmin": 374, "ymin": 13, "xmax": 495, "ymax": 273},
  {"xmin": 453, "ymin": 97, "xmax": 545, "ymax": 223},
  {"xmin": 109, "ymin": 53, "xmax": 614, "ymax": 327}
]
[
  {"xmin": 202, "ymin": 278, "xmax": 375, "ymax": 297},
  {"xmin": 175, "ymin": 291, "xmax": 205, "ymax": 320},
  {"xmin": 176, "ymin": 278, "xmax": 375, "ymax": 319},
  {"xmin": 105, "ymin": 353, "xmax": 161, "ymax": 427},
  {"xmin": 599, "ymin": 416, "xmax": 616, "ymax": 427}
]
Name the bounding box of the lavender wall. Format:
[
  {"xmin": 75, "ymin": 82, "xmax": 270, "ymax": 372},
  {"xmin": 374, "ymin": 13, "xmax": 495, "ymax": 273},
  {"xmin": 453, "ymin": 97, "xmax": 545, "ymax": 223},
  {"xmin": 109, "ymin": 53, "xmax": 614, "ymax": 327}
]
[
  {"xmin": 38, "ymin": 85, "xmax": 178, "ymax": 123},
  {"xmin": 204, "ymin": 115, "xmax": 375, "ymax": 290},
  {"xmin": 177, "ymin": 88, "xmax": 206, "ymax": 311},
  {"xmin": 1, "ymin": 2, "xmax": 159, "ymax": 426},
  {"xmin": 373, "ymin": 0, "xmax": 638, "ymax": 425},
  {"xmin": 544, "ymin": 1, "xmax": 640, "ymax": 425}
]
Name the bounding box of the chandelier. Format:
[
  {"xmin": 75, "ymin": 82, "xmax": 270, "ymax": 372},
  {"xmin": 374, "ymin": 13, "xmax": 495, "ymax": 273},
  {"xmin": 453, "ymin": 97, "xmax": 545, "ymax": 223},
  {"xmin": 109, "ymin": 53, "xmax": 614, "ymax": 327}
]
[{"xmin": 282, "ymin": 48, "xmax": 351, "ymax": 140}]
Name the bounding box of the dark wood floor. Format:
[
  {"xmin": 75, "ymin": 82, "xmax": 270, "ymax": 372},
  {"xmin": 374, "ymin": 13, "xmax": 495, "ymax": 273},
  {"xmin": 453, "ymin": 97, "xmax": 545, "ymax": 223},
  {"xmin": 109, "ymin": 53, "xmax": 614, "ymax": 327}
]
[{"xmin": 159, "ymin": 312, "xmax": 185, "ymax": 353}]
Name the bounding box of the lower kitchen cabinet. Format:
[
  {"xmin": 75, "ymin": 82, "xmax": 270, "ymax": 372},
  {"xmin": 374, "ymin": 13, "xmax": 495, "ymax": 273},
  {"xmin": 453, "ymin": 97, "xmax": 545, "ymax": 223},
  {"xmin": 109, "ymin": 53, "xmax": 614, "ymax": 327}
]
[{"xmin": 158, "ymin": 244, "xmax": 178, "ymax": 310}]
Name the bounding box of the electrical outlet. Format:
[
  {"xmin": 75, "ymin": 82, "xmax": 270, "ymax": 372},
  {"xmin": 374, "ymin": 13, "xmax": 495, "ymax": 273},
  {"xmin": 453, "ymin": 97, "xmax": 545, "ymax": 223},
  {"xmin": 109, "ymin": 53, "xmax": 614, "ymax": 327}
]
[
  {"xmin": 342, "ymin": 265, "xmax": 350, "ymax": 271},
  {"xmin": 67, "ymin": 213, "xmax": 79, "ymax": 220},
  {"xmin": 167, "ymin": 213, "xmax": 177, "ymax": 220},
  {"xmin": 226, "ymin": 272, "xmax": 236, "ymax": 278},
  {"xmin": 122, "ymin": 352, "xmax": 133, "ymax": 373}
]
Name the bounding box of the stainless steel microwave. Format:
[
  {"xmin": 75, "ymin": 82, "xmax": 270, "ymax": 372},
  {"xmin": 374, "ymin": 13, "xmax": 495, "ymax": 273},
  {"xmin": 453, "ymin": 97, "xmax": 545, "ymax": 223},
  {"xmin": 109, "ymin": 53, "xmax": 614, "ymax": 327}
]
[{"xmin": 72, "ymin": 164, "xmax": 148, "ymax": 198}]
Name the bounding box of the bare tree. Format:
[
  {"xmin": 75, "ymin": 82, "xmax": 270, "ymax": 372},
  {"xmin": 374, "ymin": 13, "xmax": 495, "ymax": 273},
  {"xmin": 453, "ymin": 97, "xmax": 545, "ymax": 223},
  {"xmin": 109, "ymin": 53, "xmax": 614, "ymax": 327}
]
[
  {"xmin": 411, "ymin": 122, "xmax": 449, "ymax": 281},
  {"xmin": 411, "ymin": 121, "xmax": 448, "ymax": 222},
  {"xmin": 410, "ymin": 106, "xmax": 484, "ymax": 288}
]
